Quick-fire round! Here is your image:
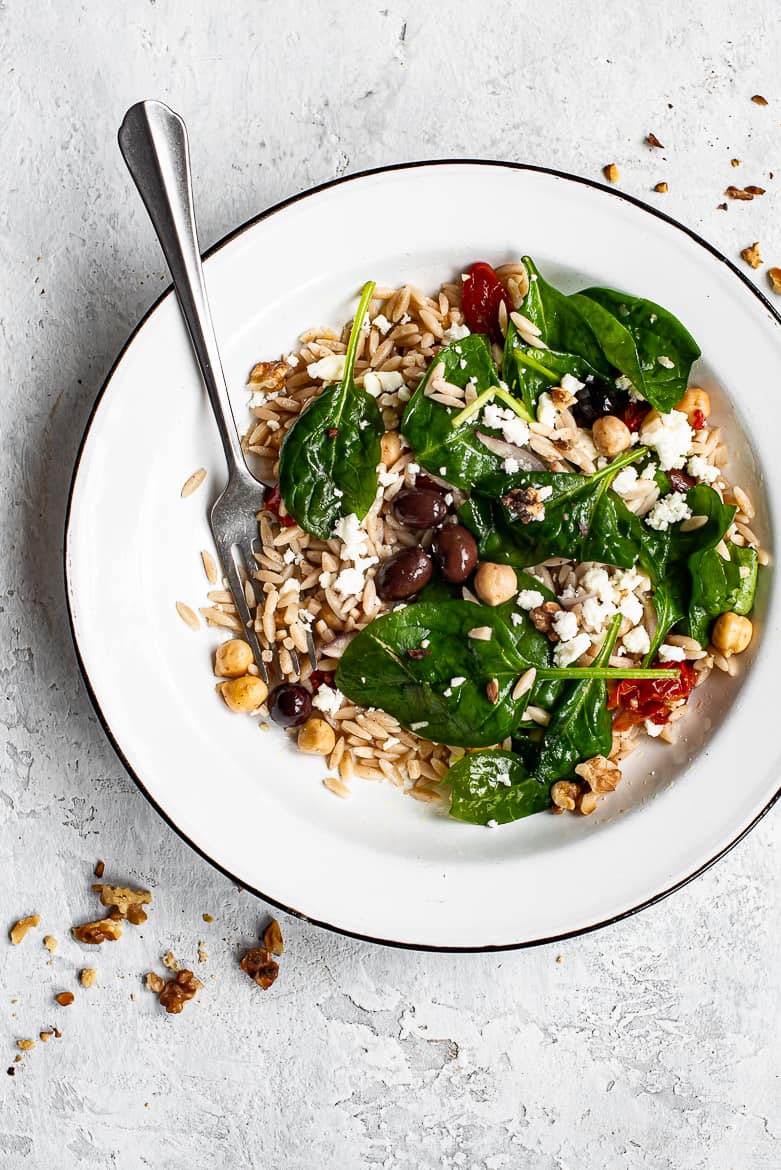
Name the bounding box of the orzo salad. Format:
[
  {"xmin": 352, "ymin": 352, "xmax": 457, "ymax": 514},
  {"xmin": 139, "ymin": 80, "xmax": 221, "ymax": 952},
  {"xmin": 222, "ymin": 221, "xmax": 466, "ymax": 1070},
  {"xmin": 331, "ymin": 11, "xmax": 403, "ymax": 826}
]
[{"xmin": 194, "ymin": 259, "xmax": 764, "ymax": 826}]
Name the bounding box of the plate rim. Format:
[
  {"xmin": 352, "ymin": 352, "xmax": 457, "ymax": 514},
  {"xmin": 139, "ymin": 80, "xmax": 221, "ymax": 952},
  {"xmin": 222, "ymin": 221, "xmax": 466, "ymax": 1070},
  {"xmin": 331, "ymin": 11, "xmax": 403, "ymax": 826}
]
[{"xmin": 64, "ymin": 157, "xmax": 781, "ymax": 953}]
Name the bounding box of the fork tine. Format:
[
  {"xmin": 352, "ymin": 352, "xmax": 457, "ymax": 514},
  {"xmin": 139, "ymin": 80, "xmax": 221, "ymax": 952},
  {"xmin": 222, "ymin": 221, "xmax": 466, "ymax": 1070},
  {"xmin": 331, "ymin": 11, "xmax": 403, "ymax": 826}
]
[{"xmin": 214, "ymin": 541, "xmax": 270, "ymax": 685}]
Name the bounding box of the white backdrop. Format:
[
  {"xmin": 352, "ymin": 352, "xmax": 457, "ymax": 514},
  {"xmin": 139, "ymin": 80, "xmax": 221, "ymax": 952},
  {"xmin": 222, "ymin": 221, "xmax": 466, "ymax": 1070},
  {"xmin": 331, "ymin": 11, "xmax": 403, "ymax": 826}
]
[{"xmin": 1, "ymin": 1, "xmax": 779, "ymax": 1166}]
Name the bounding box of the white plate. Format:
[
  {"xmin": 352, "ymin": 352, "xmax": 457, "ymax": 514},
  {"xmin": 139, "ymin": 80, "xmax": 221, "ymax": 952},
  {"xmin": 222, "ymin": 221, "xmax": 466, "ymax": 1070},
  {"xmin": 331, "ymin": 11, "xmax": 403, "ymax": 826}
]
[{"xmin": 66, "ymin": 163, "xmax": 780, "ymax": 950}]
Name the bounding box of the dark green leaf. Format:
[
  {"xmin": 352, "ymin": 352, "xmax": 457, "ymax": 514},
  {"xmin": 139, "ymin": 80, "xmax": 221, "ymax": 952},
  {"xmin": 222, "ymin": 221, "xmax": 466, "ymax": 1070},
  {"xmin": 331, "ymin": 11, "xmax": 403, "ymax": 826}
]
[
  {"xmin": 520, "ymin": 257, "xmax": 611, "ymax": 375},
  {"xmin": 502, "ymin": 319, "xmax": 600, "ymax": 417},
  {"xmin": 686, "ymin": 548, "xmax": 742, "ymax": 645},
  {"xmin": 278, "ymin": 282, "xmax": 383, "ymax": 538},
  {"xmin": 447, "ymin": 750, "xmax": 551, "ymax": 825},
  {"xmin": 568, "ymin": 293, "xmax": 646, "ymax": 390},
  {"xmin": 732, "ymin": 546, "xmax": 759, "ymax": 615}
]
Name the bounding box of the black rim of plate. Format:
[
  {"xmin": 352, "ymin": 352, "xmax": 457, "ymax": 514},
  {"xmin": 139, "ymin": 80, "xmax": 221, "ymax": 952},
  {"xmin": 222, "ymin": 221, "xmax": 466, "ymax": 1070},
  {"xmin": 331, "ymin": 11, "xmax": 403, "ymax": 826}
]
[{"xmin": 64, "ymin": 159, "xmax": 781, "ymax": 953}]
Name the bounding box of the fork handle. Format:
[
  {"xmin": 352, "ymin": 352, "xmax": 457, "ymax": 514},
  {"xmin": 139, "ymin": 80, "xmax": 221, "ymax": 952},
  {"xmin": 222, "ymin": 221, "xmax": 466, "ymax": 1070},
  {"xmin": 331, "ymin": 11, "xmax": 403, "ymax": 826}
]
[{"xmin": 118, "ymin": 100, "xmax": 247, "ymax": 474}]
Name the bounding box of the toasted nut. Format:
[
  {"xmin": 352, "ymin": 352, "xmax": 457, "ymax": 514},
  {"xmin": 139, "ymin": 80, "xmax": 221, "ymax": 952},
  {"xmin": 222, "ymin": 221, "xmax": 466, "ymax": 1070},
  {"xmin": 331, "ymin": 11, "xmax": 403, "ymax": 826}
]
[
  {"xmin": 551, "ymin": 781, "xmax": 580, "ymax": 811},
  {"xmin": 297, "ymin": 717, "xmax": 336, "ymax": 756},
  {"xmin": 474, "ymin": 563, "xmax": 517, "ymax": 607},
  {"xmin": 741, "ymin": 242, "xmax": 763, "ymax": 269},
  {"xmin": 248, "ymin": 358, "xmax": 288, "ymax": 391},
  {"xmin": 55, "ymin": 992, "xmax": 75, "ymax": 1007},
  {"xmin": 219, "ymin": 675, "xmax": 268, "ymax": 713},
  {"xmin": 263, "ymin": 918, "xmax": 284, "ymax": 956},
  {"xmin": 79, "ymin": 969, "xmax": 97, "ymax": 989},
  {"xmin": 512, "ymin": 668, "xmax": 537, "ymax": 700},
  {"xmin": 71, "ymin": 917, "xmax": 123, "ymax": 945},
  {"xmin": 9, "ymin": 914, "xmax": 40, "ymax": 945},
  {"xmin": 591, "ymin": 415, "xmax": 632, "ymax": 456},
  {"xmin": 646, "ymin": 132, "xmax": 664, "ymax": 148},
  {"xmin": 43, "ymin": 935, "xmax": 58, "ymax": 953},
  {"xmin": 92, "ymin": 884, "xmax": 152, "ymax": 919},
  {"xmin": 529, "ymin": 601, "xmax": 562, "ymax": 639},
  {"xmin": 214, "ymin": 639, "xmax": 254, "ymax": 678},
  {"xmin": 94, "ymin": 860, "xmax": 105, "ymax": 878},
  {"xmin": 380, "ymin": 430, "xmax": 403, "ymax": 467},
  {"xmin": 603, "ymin": 163, "xmax": 620, "ymax": 182},
  {"xmin": 39, "ymin": 1031, "xmax": 53, "ymax": 1043},
  {"xmin": 240, "ymin": 947, "xmax": 279, "ymax": 990},
  {"xmin": 577, "ymin": 791, "xmax": 598, "ymax": 816},
  {"xmin": 712, "ymin": 612, "xmax": 753, "ymax": 655},
  {"xmin": 674, "ymin": 387, "xmax": 710, "ymax": 427},
  {"xmin": 751, "ymin": 94, "xmax": 768, "ymax": 105},
  {"xmin": 159, "ymin": 970, "xmax": 203, "ymax": 1014},
  {"xmin": 574, "ymin": 755, "xmax": 622, "ymax": 793},
  {"xmin": 145, "ymin": 972, "xmax": 165, "ymax": 994},
  {"xmin": 17, "ymin": 1039, "xmax": 35, "ymax": 1052},
  {"xmin": 653, "ymin": 181, "xmax": 668, "ymax": 193},
  {"xmin": 768, "ymin": 267, "xmax": 781, "ymax": 294},
  {"xmin": 726, "ymin": 186, "xmax": 755, "ymax": 201},
  {"xmin": 162, "ymin": 951, "xmax": 179, "ymax": 971}
]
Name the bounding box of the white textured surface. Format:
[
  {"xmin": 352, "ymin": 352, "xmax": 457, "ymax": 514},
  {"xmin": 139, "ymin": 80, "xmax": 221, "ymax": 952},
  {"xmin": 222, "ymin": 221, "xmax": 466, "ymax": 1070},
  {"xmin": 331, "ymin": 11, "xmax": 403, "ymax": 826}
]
[{"xmin": 1, "ymin": 1, "xmax": 779, "ymax": 1166}]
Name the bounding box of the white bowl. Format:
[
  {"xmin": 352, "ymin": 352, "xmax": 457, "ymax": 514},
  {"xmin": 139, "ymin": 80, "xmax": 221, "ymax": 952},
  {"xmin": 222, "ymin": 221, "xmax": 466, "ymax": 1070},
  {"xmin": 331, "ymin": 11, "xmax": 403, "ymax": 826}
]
[{"xmin": 66, "ymin": 162, "xmax": 780, "ymax": 950}]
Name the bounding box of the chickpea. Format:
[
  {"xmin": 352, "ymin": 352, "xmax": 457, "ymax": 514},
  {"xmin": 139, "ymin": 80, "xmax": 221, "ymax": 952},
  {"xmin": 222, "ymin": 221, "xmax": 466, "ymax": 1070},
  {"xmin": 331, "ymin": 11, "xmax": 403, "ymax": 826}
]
[
  {"xmin": 219, "ymin": 675, "xmax": 268, "ymax": 713},
  {"xmin": 380, "ymin": 430, "xmax": 403, "ymax": 467},
  {"xmin": 712, "ymin": 612, "xmax": 753, "ymax": 655},
  {"xmin": 474, "ymin": 562, "xmax": 517, "ymax": 607},
  {"xmin": 675, "ymin": 386, "xmax": 711, "ymax": 428},
  {"xmin": 591, "ymin": 414, "xmax": 632, "ymax": 457},
  {"xmin": 214, "ymin": 638, "xmax": 254, "ymax": 678},
  {"xmin": 297, "ymin": 716, "xmax": 336, "ymax": 755}
]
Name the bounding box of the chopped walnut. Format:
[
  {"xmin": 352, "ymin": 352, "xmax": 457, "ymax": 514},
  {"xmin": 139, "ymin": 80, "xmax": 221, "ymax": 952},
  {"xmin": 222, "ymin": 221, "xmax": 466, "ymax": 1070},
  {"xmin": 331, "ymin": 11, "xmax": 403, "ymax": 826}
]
[
  {"xmin": 39, "ymin": 1031, "xmax": 53, "ymax": 1043},
  {"xmin": 603, "ymin": 163, "xmax": 620, "ymax": 183},
  {"xmin": 202, "ymin": 913, "xmax": 214, "ymax": 923},
  {"xmin": 55, "ymin": 992, "xmax": 75, "ymax": 1007},
  {"xmin": 145, "ymin": 972, "xmax": 165, "ymax": 994},
  {"xmin": 17, "ymin": 1039, "xmax": 35, "ymax": 1052},
  {"xmin": 240, "ymin": 947, "xmax": 280, "ymax": 990},
  {"xmin": 646, "ymin": 132, "xmax": 664, "ymax": 148},
  {"xmin": 577, "ymin": 791, "xmax": 598, "ymax": 816},
  {"xmin": 248, "ymin": 359, "xmax": 288, "ymax": 392},
  {"xmin": 741, "ymin": 242, "xmax": 763, "ymax": 269},
  {"xmin": 550, "ymin": 781, "xmax": 580, "ymax": 811},
  {"xmin": 768, "ymin": 267, "xmax": 781, "ymax": 293},
  {"xmin": 80, "ymin": 968, "xmax": 97, "ymax": 989},
  {"xmin": 528, "ymin": 601, "xmax": 562, "ymax": 640},
  {"xmin": 501, "ymin": 486, "xmax": 547, "ymax": 525},
  {"xmin": 158, "ymin": 970, "xmax": 203, "ymax": 1014},
  {"xmin": 197, "ymin": 943, "xmax": 209, "ymax": 964},
  {"xmin": 94, "ymin": 859, "xmax": 105, "ymax": 878},
  {"xmin": 71, "ymin": 917, "xmax": 123, "ymax": 945},
  {"xmin": 731, "ymin": 158, "xmax": 741, "ymax": 167},
  {"xmin": 9, "ymin": 914, "xmax": 40, "ymax": 944},
  {"xmin": 162, "ymin": 951, "xmax": 179, "ymax": 971},
  {"xmin": 575, "ymin": 754, "xmax": 623, "ymax": 793},
  {"xmin": 262, "ymin": 919, "xmax": 284, "ymax": 957},
  {"xmin": 654, "ymin": 182, "xmax": 668, "ymax": 193},
  {"xmin": 92, "ymin": 884, "xmax": 152, "ymax": 920},
  {"xmin": 551, "ymin": 386, "xmax": 577, "ymax": 409},
  {"xmin": 726, "ymin": 186, "xmax": 755, "ymax": 201},
  {"xmin": 43, "ymin": 935, "xmax": 58, "ymax": 953},
  {"xmin": 751, "ymin": 94, "xmax": 768, "ymax": 105},
  {"xmin": 745, "ymin": 185, "xmax": 766, "ymax": 196}
]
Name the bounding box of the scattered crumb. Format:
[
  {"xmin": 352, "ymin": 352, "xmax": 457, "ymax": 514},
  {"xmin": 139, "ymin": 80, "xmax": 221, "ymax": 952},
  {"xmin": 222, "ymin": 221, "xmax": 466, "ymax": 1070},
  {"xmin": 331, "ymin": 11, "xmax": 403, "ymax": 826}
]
[
  {"xmin": 556, "ymin": 955, "xmax": 564, "ymax": 964},
  {"xmin": 43, "ymin": 935, "xmax": 58, "ymax": 954},
  {"xmin": 145, "ymin": 972, "xmax": 165, "ymax": 994},
  {"xmin": 9, "ymin": 915, "xmax": 40, "ymax": 945},
  {"xmin": 197, "ymin": 943, "xmax": 208, "ymax": 964},
  {"xmin": 181, "ymin": 467, "xmax": 207, "ymax": 498},
  {"xmin": 80, "ymin": 968, "xmax": 97, "ymax": 989},
  {"xmin": 17, "ymin": 1039, "xmax": 35, "ymax": 1052},
  {"xmin": 158, "ymin": 970, "xmax": 203, "ymax": 1014},
  {"xmin": 14, "ymin": 1054, "xmax": 22, "ymax": 1063},
  {"xmin": 71, "ymin": 918, "xmax": 123, "ymax": 945},
  {"xmin": 646, "ymin": 132, "xmax": 664, "ymax": 148},
  {"xmin": 717, "ymin": 202, "xmax": 728, "ymax": 211},
  {"xmin": 94, "ymin": 860, "xmax": 105, "ymax": 878},
  {"xmin": 7, "ymin": 1068, "xmax": 15, "ymax": 1076},
  {"xmin": 162, "ymin": 951, "xmax": 179, "ymax": 971},
  {"xmin": 768, "ymin": 267, "xmax": 781, "ymax": 293},
  {"xmin": 239, "ymin": 947, "xmax": 279, "ymax": 990},
  {"xmin": 263, "ymin": 919, "xmax": 284, "ymax": 957},
  {"xmin": 39, "ymin": 1032, "xmax": 53, "ymax": 1043},
  {"xmin": 731, "ymin": 158, "xmax": 741, "ymax": 167},
  {"xmin": 751, "ymin": 94, "xmax": 768, "ymax": 105},
  {"xmin": 603, "ymin": 162, "xmax": 620, "ymax": 183},
  {"xmin": 55, "ymin": 992, "xmax": 75, "ymax": 1007},
  {"xmin": 92, "ymin": 884, "xmax": 152, "ymax": 924},
  {"xmin": 653, "ymin": 181, "xmax": 668, "ymax": 193},
  {"xmin": 745, "ymin": 185, "xmax": 766, "ymax": 196},
  {"xmin": 53, "ymin": 1028, "xmax": 61, "ymax": 1039},
  {"xmin": 202, "ymin": 913, "xmax": 214, "ymax": 923},
  {"xmin": 725, "ymin": 185, "xmax": 756, "ymax": 201},
  {"xmin": 741, "ymin": 241, "xmax": 763, "ymax": 269}
]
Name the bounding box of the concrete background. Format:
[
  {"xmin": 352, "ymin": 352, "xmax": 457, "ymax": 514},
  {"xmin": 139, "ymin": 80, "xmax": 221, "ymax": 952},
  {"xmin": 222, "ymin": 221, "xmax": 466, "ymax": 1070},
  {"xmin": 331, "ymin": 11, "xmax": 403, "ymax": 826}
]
[{"xmin": 1, "ymin": 1, "xmax": 779, "ymax": 1166}]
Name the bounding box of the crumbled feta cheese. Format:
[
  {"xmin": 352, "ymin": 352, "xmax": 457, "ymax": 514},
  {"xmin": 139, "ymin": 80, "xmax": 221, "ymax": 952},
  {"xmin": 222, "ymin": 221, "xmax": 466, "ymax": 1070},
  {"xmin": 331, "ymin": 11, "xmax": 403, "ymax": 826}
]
[
  {"xmin": 581, "ymin": 568, "xmax": 615, "ymax": 605},
  {"xmin": 614, "ymin": 567, "xmax": 650, "ymax": 595},
  {"xmin": 407, "ymin": 462, "xmax": 420, "ymax": 479},
  {"xmin": 639, "ymin": 409, "xmax": 693, "ymax": 470},
  {"xmin": 658, "ymin": 643, "xmax": 687, "ymax": 662},
  {"xmin": 644, "ymin": 719, "xmax": 664, "ymax": 737},
  {"xmin": 614, "ymin": 374, "xmax": 634, "ymax": 392},
  {"xmin": 611, "ymin": 466, "xmax": 639, "ymax": 497},
  {"xmin": 481, "ymin": 402, "xmax": 531, "ymax": 448},
  {"xmin": 364, "ymin": 370, "xmax": 404, "ymax": 397},
  {"xmin": 645, "ymin": 493, "xmax": 692, "ymax": 531},
  {"xmin": 537, "ymin": 485, "xmax": 553, "ymax": 501},
  {"xmin": 553, "ymin": 632, "xmax": 592, "ymax": 667},
  {"xmin": 656, "ymin": 355, "xmax": 675, "ymax": 369},
  {"xmin": 450, "ymin": 676, "xmax": 466, "ymax": 687},
  {"xmin": 622, "ymin": 625, "xmax": 651, "ymax": 655},
  {"xmin": 283, "ymin": 548, "xmax": 297, "ymax": 564},
  {"xmin": 510, "ymin": 612, "xmax": 523, "ymax": 627},
  {"xmin": 581, "ymin": 597, "xmax": 616, "ymax": 632},
  {"xmin": 503, "ymin": 457, "xmax": 520, "ymax": 474},
  {"xmin": 372, "ymin": 313, "xmax": 392, "ymax": 335},
  {"xmin": 307, "ymin": 353, "xmax": 346, "ymax": 382},
  {"xmin": 442, "ymin": 322, "xmax": 470, "ymax": 343},
  {"xmin": 378, "ymin": 467, "xmax": 400, "ymax": 487},
  {"xmin": 334, "ymin": 513, "xmax": 368, "ymax": 559},
  {"xmin": 287, "ymin": 353, "xmax": 300, "ymax": 368},
  {"xmin": 332, "ymin": 567, "xmax": 367, "ymax": 598},
  {"xmin": 485, "ymin": 819, "xmax": 499, "ymax": 828},
  {"xmin": 560, "ymin": 373, "xmax": 585, "ymax": 394},
  {"xmin": 439, "ymin": 466, "xmax": 447, "ymax": 475},
  {"xmin": 443, "ymin": 687, "xmax": 452, "ymax": 698},
  {"xmin": 410, "ymin": 720, "xmax": 429, "ymax": 731},
  {"xmin": 318, "ymin": 571, "xmax": 334, "ymax": 589},
  {"xmin": 536, "ymin": 392, "xmax": 557, "ymax": 430},
  {"xmin": 444, "ymin": 493, "xmax": 453, "ymax": 505},
  {"xmin": 686, "ymin": 455, "xmax": 719, "ymax": 484},
  {"xmin": 459, "ymin": 359, "xmax": 467, "ymax": 370},
  {"xmin": 312, "ymin": 684, "xmax": 344, "ymax": 716},
  {"xmin": 421, "ymin": 639, "xmax": 430, "ymax": 648},
  {"xmin": 619, "ymin": 591, "xmax": 644, "ymax": 626},
  {"xmin": 552, "ymin": 610, "xmax": 579, "ymax": 642}
]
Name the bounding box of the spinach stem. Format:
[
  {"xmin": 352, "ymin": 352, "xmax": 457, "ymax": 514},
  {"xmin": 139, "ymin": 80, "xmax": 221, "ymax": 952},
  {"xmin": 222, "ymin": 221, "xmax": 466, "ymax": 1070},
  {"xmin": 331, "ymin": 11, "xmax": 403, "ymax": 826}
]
[
  {"xmin": 493, "ymin": 384, "xmax": 534, "ymax": 423},
  {"xmin": 536, "ymin": 667, "xmax": 677, "ymax": 681},
  {"xmin": 450, "ymin": 386, "xmax": 497, "ymax": 428},
  {"xmin": 511, "ymin": 346, "xmax": 560, "ymax": 384},
  {"xmin": 343, "ymin": 281, "xmax": 376, "ymax": 383}
]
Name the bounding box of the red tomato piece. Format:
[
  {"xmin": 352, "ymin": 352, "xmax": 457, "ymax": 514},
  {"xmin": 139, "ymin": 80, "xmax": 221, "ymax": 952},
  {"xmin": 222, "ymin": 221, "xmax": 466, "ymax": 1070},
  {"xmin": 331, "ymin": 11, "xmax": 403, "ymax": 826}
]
[
  {"xmin": 692, "ymin": 408, "xmax": 706, "ymax": 431},
  {"xmin": 265, "ymin": 483, "xmax": 297, "ymax": 527},
  {"xmin": 461, "ymin": 262, "xmax": 512, "ymax": 345},
  {"xmin": 609, "ymin": 660, "xmax": 696, "ymax": 730},
  {"xmin": 308, "ymin": 670, "xmax": 335, "ymax": 693},
  {"xmin": 622, "ymin": 401, "xmax": 652, "ymax": 432}
]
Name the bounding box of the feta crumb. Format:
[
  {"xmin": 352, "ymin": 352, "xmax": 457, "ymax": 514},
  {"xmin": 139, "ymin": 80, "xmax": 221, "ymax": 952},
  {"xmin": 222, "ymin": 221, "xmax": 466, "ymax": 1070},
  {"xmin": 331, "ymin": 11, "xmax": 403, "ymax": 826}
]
[
  {"xmin": 444, "ymin": 493, "xmax": 453, "ymax": 505},
  {"xmin": 283, "ymin": 548, "xmax": 297, "ymax": 564},
  {"xmin": 364, "ymin": 370, "xmax": 404, "ymax": 398},
  {"xmin": 372, "ymin": 314, "xmax": 392, "ymax": 335},
  {"xmin": 552, "ymin": 610, "xmax": 579, "ymax": 642},
  {"xmin": 450, "ymin": 676, "xmax": 466, "ymax": 687},
  {"xmin": 334, "ymin": 513, "xmax": 368, "ymax": 558},
  {"xmin": 439, "ymin": 466, "xmax": 447, "ymax": 475},
  {"xmin": 318, "ymin": 571, "xmax": 334, "ymax": 589},
  {"xmin": 581, "ymin": 596, "xmax": 616, "ymax": 632},
  {"xmin": 332, "ymin": 566, "xmax": 370, "ymax": 598},
  {"xmin": 517, "ymin": 589, "xmax": 545, "ymax": 610},
  {"xmin": 686, "ymin": 455, "xmax": 719, "ymax": 484},
  {"xmin": 510, "ymin": 612, "xmax": 523, "ymax": 626},
  {"xmin": 312, "ymin": 684, "xmax": 344, "ymax": 716},
  {"xmin": 536, "ymin": 392, "xmax": 557, "ymax": 429},
  {"xmin": 485, "ymin": 819, "xmax": 499, "ymax": 829},
  {"xmin": 481, "ymin": 402, "xmax": 531, "ymax": 448},
  {"xmin": 443, "ymin": 688, "xmax": 452, "ymax": 697},
  {"xmin": 639, "ymin": 409, "xmax": 693, "ymax": 471},
  {"xmin": 442, "ymin": 322, "xmax": 470, "ymax": 343},
  {"xmin": 421, "ymin": 639, "xmax": 430, "ymax": 648},
  {"xmin": 560, "ymin": 373, "xmax": 585, "ymax": 394},
  {"xmin": 614, "ymin": 567, "xmax": 650, "ymax": 594},
  {"xmin": 611, "ymin": 466, "xmax": 639, "ymax": 497},
  {"xmin": 287, "ymin": 353, "xmax": 300, "ymax": 368},
  {"xmin": 307, "ymin": 354, "xmax": 346, "ymax": 382},
  {"xmin": 645, "ymin": 493, "xmax": 692, "ymax": 531},
  {"xmin": 553, "ymin": 632, "xmax": 592, "ymax": 667},
  {"xmin": 581, "ymin": 567, "xmax": 615, "ymax": 605},
  {"xmin": 503, "ymin": 457, "xmax": 520, "ymax": 474},
  {"xmin": 459, "ymin": 359, "xmax": 467, "ymax": 370},
  {"xmin": 622, "ymin": 625, "xmax": 651, "ymax": 655},
  {"xmin": 658, "ymin": 643, "xmax": 687, "ymax": 662},
  {"xmin": 619, "ymin": 591, "xmax": 644, "ymax": 626},
  {"xmin": 537, "ymin": 485, "xmax": 553, "ymax": 501},
  {"xmin": 378, "ymin": 467, "xmax": 400, "ymax": 487},
  {"xmin": 410, "ymin": 720, "xmax": 429, "ymax": 731},
  {"xmin": 614, "ymin": 374, "xmax": 634, "ymax": 392},
  {"xmin": 656, "ymin": 355, "xmax": 675, "ymax": 369},
  {"xmin": 406, "ymin": 462, "xmax": 420, "ymax": 478},
  {"xmin": 644, "ymin": 719, "xmax": 664, "ymax": 737}
]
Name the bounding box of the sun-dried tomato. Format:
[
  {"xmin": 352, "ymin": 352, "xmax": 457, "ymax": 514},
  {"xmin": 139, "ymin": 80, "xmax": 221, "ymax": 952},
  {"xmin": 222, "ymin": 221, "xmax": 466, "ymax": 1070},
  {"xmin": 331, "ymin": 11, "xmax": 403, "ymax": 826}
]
[
  {"xmin": 461, "ymin": 262, "xmax": 512, "ymax": 345},
  {"xmin": 621, "ymin": 401, "xmax": 652, "ymax": 432},
  {"xmin": 308, "ymin": 670, "xmax": 335, "ymax": 693},
  {"xmin": 692, "ymin": 408, "xmax": 706, "ymax": 431},
  {"xmin": 609, "ymin": 660, "xmax": 696, "ymax": 730},
  {"xmin": 264, "ymin": 483, "xmax": 297, "ymax": 527}
]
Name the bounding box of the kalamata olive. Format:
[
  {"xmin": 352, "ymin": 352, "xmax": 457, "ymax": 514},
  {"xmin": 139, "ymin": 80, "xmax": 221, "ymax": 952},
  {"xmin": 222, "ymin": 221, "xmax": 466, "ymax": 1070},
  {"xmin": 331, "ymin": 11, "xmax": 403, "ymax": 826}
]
[
  {"xmin": 375, "ymin": 547, "xmax": 433, "ymax": 600},
  {"xmin": 666, "ymin": 468, "xmax": 695, "ymax": 493},
  {"xmin": 431, "ymin": 524, "xmax": 479, "ymax": 583},
  {"xmin": 571, "ymin": 376, "xmax": 628, "ymax": 429},
  {"xmin": 392, "ymin": 488, "xmax": 448, "ymax": 530},
  {"xmin": 268, "ymin": 683, "xmax": 313, "ymax": 728}
]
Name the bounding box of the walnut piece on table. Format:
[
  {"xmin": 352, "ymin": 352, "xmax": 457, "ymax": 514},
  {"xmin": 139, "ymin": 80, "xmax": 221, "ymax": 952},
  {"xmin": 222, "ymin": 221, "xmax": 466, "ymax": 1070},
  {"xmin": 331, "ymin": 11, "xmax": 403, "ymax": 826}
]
[
  {"xmin": 80, "ymin": 968, "xmax": 97, "ymax": 989},
  {"xmin": 71, "ymin": 918, "xmax": 123, "ymax": 945},
  {"xmin": 158, "ymin": 970, "xmax": 203, "ymax": 1014},
  {"xmin": 91, "ymin": 884, "xmax": 152, "ymax": 922},
  {"xmin": 145, "ymin": 972, "xmax": 165, "ymax": 994},
  {"xmin": 263, "ymin": 919, "xmax": 284, "ymax": 957},
  {"xmin": 741, "ymin": 242, "xmax": 763, "ymax": 269},
  {"xmin": 240, "ymin": 947, "xmax": 279, "ymax": 990},
  {"xmin": 9, "ymin": 914, "xmax": 40, "ymax": 945}
]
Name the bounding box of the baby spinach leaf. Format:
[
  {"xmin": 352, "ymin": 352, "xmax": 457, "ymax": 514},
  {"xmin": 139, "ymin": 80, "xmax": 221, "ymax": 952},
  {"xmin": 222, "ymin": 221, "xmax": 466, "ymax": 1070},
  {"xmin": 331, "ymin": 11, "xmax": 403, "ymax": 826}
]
[
  {"xmin": 732, "ymin": 546, "xmax": 759, "ymax": 615},
  {"xmin": 278, "ymin": 281, "xmax": 383, "ymax": 539},
  {"xmin": 400, "ymin": 333, "xmax": 504, "ymax": 488},
  {"xmin": 535, "ymin": 615, "xmax": 621, "ymax": 786},
  {"xmin": 686, "ymin": 548, "xmax": 742, "ymax": 645},
  {"xmin": 502, "ymin": 319, "xmax": 600, "ymax": 417},
  {"xmin": 666, "ymin": 484, "xmax": 736, "ymax": 563},
  {"xmin": 447, "ymin": 750, "xmax": 551, "ymax": 825},
  {"xmin": 335, "ymin": 600, "xmax": 552, "ymax": 748},
  {"xmin": 578, "ymin": 287, "xmax": 701, "ymax": 414},
  {"xmin": 520, "ymin": 257, "xmax": 611, "ymax": 376},
  {"xmin": 643, "ymin": 571, "xmax": 687, "ymax": 664},
  {"xmin": 568, "ymin": 292, "xmax": 646, "ymax": 391}
]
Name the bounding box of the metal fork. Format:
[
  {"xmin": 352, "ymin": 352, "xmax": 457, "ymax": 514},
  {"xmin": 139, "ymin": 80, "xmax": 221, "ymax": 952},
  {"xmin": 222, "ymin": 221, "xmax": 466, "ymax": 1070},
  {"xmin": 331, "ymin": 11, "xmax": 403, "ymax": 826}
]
[{"xmin": 118, "ymin": 100, "xmax": 313, "ymax": 682}]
